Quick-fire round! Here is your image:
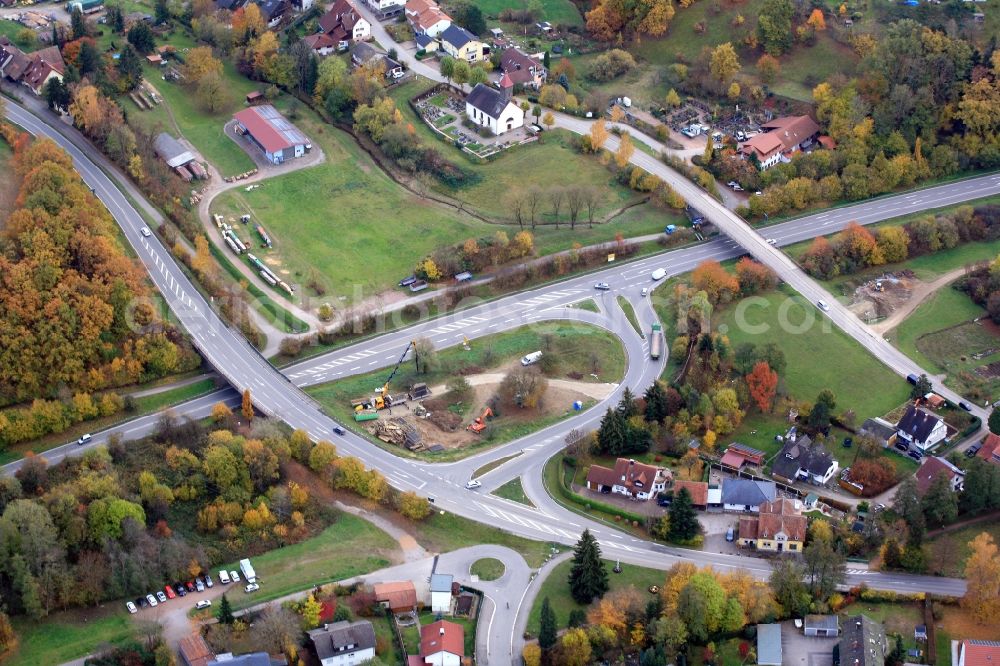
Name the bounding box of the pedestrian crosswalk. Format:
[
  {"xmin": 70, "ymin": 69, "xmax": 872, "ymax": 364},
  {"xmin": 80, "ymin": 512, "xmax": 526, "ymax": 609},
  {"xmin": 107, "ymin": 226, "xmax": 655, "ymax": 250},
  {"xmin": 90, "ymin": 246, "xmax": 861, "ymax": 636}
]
[
  {"xmin": 427, "ymin": 315, "xmax": 489, "ymax": 335},
  {"xmin": 514, "ymin": 288, "xmax": 586, "ymax": 308}
]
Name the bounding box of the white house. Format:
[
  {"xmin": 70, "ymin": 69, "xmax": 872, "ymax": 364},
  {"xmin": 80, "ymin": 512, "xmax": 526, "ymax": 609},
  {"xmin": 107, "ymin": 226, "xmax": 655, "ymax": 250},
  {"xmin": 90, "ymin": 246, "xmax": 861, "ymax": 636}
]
[
  {"xmin": 307, "ymin": 621, "xmax": 376, "ymax": 666},
  {"xmin": 770, "ymin": 435, "xmax": 839, "ymax": 486},
  {"xmin": 465, "ymin": 74, "xmax": 524, "ymax": 136},
  {"xmin": 585, "ymin": 457, "xmax": 670, "ymax": 501},
  {"xmin": 319, "ymin": 0, "xmax": 371, "ymax": 49},
  {"xmin": 363, "ymin": 0, "xmax": 404, "ymax": 18},
  {"xmin": 429, "ymin": 573, "xmax": 453, "ymax": 613},
  {"xmin": 896, "ymin": 404, "xmax": 948, "ymax": 452},
  {"xmin": 420, "ymin": 621, "xmax": 464, "ymax": 666}
]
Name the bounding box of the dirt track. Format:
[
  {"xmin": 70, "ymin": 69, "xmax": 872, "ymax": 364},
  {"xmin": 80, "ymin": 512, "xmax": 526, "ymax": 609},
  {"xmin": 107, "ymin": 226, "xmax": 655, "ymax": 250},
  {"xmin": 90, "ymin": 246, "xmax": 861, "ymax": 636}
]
[{"xmin": 874, "ymin": 267, "xmax": 968, "ymax": 335}]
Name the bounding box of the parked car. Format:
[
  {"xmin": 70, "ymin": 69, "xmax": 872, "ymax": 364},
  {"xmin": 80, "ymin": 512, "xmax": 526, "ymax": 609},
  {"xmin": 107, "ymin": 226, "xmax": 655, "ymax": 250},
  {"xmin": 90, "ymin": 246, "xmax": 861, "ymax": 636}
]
[
  {"xmin": 873, "ymin": 503, "xmax": 886, "ymax": 512},
  {"xmin": 732, "ymin": 184, "xmax": 743, "ymax": 192},
  {"xmin": 594, "ymin": 282, "xmax": 611, "ymax": 290},
  {"xmin": 204, "ymin": 573, "xmax": 213, "ymax": 588},
  {"xmin": 126, "ymin": 601, "xmax": 138, "ymax": 614},
  {"xmin": 245, "ymin": 583, "xmax": 260, "ymax": 593},
  {"xmin": 465, "ymin": 480, "xmax": 482, "ymax": 490},
  {"xmin": 966, "ymin": 443, "xmax": 983, "ymax": 458},
  {"xmin": 185, "ymin": 581, "xmax": 196, "ymax": 592},
  {"xmin": 174, "ymin": 583, "xmax": 187, "ymax": 597},
  {"xmin": 195, "ymin": 600, "xmax": 212, "ymax": 610},
  {"xmin": 843, "ymin": 437, "xmax": 853, "ymax": 448},
  {"xmin": 146, "ymin": 594, "xmax": 158, "ymax": 607},
  {"xmin": 230, "ymin": 570, "xmax": 241, "ymax": 583},
  {"xmin": 725, "ymin": 527, "xmax": 735, "ymax": 542},
  {"xmin": 76, "ymin": 433, "xmax": 92, "ymax": 446},
  {"xmin": 908, "ymin": 451, "xmax": 923, "ymax": 460},
  {"xmin": 219, "ymin": 570, "xmax": 230, "ymax": 584},
  {"xmin": 195, "ymin": 579, "xmax": 205, "ymax": 593},
  {"xmin": 398, "ymin": 276, "xmax": 417, "ymax": 287},
  {"xmin": 164, "ymin": 585, "xmax": 176, "ymax": 599},
  {"xmin": 136, "ymin": 596, "xmax": 148, "ymax": 609},
  {"xmin": 156, "ymin": 591, "xmax": 167, "ymax": 604}
]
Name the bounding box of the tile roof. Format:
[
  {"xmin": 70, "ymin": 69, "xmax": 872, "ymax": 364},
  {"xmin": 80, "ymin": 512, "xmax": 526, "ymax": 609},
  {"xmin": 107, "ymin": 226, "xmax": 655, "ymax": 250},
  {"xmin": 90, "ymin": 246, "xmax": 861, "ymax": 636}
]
[
  {"xmin": 738, "ymin": 515, "xmax": 759, "ymax": 540},
  {"xmin": 319, "ymin": 0, "xmax": 365, "ymax": 34},
  {"xmin": 760, "ymin": 114, "xmax": 820, "ymax": 150},
  {"xmin": 914, "ymin": 456, "xmax": 964, "ymax": 494},
  {"xmin": 307, "ymin": 621, "xmax": 376, "ymax": 660},
  {"xmin": 896, "ymin": 405, "xmax": 943, "ymax": 444},
  {"xmin": 178, "ymin": 634, "xmax": 215, "ymax": 666},
  {"xmin": 500, "ymin": 47, "xmax": 544, "ymax": 85},
  {"xmin": 757, "ymin": 509, "xmax": 806, "ymax": 542},
  {"xmin": 233, "ymin": 104, "xmax": 308, "ymax": 154},
  {"xmin": 303, "ymin": 33, "xmax": 337, "ymax": 51},
  {"xmin": 373, "ymin": 581, "xmax": 417, "ymax": 611},
  {"xmin": 959, "ymin": 640, "xmax": 1000, "ymax": 666},
  {"xmin": 421, "ymin": 620, "xmax": 464, "ymax": 658},
  {"xmin": 739, "ymin": 132, "xmax": 784, "ymax": 160},
  {"xmin": 586, "ymin": 463, "xmax": 618, "ymax": 488},
  {"xmin": 672, "ymin": 480, "xmax": 708, "ymax": 506},
  {"xmin": 978, "ymin": 432, "xmax": 1000, "ymax": 465}
]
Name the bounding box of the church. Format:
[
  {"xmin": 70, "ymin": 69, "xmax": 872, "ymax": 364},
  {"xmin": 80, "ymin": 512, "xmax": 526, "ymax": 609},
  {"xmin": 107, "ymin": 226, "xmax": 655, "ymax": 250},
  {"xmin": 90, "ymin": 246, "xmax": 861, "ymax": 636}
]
[{"xmin": 464, "ymin": 72, "xmax": 524, "ymax": 136}]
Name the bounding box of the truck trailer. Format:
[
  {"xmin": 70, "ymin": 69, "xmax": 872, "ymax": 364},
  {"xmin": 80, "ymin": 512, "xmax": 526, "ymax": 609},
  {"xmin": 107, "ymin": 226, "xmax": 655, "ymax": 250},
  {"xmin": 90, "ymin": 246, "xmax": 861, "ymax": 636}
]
[
  {"xmin": 650, "ymin": 323, "xmax": 662, "ymax": 360},
  {"xmin": 239, "ymin": 558, "xmax": 256, "ymax": 582}
]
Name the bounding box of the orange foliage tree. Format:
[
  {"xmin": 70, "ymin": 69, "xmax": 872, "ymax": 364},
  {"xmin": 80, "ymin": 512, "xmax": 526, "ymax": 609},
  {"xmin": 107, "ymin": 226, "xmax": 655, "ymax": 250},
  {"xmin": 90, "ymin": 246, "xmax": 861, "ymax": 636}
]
[{"xmin": 746, "ymin": 361, "xmax": 779, "ymax": 412}]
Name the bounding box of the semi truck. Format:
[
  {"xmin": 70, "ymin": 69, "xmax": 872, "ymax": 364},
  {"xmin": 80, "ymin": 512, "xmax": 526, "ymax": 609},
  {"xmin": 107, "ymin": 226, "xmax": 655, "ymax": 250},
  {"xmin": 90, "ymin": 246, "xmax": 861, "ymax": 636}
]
[{"xmin": 650, "ymin": 323, "xmax": 662, "ymax": 360}]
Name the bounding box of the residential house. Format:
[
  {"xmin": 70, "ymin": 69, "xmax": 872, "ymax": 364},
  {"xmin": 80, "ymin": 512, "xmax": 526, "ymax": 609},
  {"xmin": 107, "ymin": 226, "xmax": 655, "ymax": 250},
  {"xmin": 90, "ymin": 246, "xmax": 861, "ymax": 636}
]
[
  {"xmin": 438, "ymin": 24, "xmax": 487, "ymax": 62},
  {"xmin": 415, "ymin": 33, "xmax": 438, "ymax": 52},
  {"xmin": 0, "ymin": 37, "xmax": 65, "ymax": 96},
  {"xmin": 860, "ymin": 417, "xmax": 897, "ymax": 448},
  {"xmin": 499, "ymin": 47, "xmax": 546, "ymax": 90},
  {"xmin": 350, "ymin": 42, "xmax": 403, "ymax": 78},
  {"xmin": 896, "ymin": 404, "xmax": 948, "ymax": 452},
  {"xmin": 215, "ymin": 0, "xmax": 248, "ymax": 11},
  {"xmin": 738, "ymin": 114, "xmax": 820, "ymax": 169},
  {"xmin": 721, "ymin": 478, "xmax": 776, "ymax": 512},
  {"xmin": 915, "ymin": 456, "xmax": 965, "ymax": 494},
  {"xmin": 319, "ymin": 0, "xmax": 370, "ymax": 50},
  {"xmin": 406, "ymin": 0, "xmax": 451, "ymax": 37},
  {"xmin": 804, "ymin": 615, "xmax": 840, "ymax": 637},
  {"xmin": 771, "ymin": 436, "xmax": 839, "ymax": 486},
  {"xmin": 302, "ymin": 33, "xmax": 338, "ymax": 56},
  {"xmin": 737, "ymin": 498, "xmax": 806, "ymax": 552},
  {"xmin": 373, "ymin": 581, "xmax": 417, "ymax": 614},
  {"xmin": 719, "ymin": 442, "xmax": 766, "ymax": 470},
  {"xmin": 233, "ymin": 104, "xmax": 310, "ymax": 164},
  {"xmin": 362, "ymin": 0, "xmax": 404, "ymax": 19},
  {"xmin": 207, "ymin": 653, "xmax": 287, "ymax": 666},
  {"xmin": 672, "ymin": 480, "xmax": 709, "ymax": 508},
  {"xmin": 419, "ymin": 620, "xmax": 464, "ymax": 666},
  {"xmin": 585, "ymin": 457, "xmax": 671, "ymax": 501},
  {"xmin": 976, "ymin": 432, "xmax": 1000, "ymax": 466},
  {"xmin": 307, "ymin": 620, "xmax": 376, "ymax": 666},
  {"xmin": 430, "ymin": 573, "xmax": 453, "ymax": 613},
  {"xmin": 179, "ymin": 634, "xmax": 215, "ymax": 666},
  {"xmin": 757, "ymin": 624, "xmax": 782, "ymax": 666},
  {"xmin": 254, "ymin": 0, "xmax": 289, "ymax": 27},
  {"xmin": 465, "ymin": 74, "xmax": 524, "ymax": 136},
  {"xmin": 954, "ymin": 639, "xmax": 1000, "ymax": 666},
  {"xmin": 839, "ymin": 615, "xmax": 887, "ymax": 666}
]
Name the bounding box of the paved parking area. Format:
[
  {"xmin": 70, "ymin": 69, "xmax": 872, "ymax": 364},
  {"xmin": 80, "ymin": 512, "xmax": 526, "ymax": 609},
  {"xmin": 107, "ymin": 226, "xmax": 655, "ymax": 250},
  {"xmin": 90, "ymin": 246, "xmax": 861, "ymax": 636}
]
[{"xmin": 781, "ymin": 621, "xmax": 838, "ymax": 666}]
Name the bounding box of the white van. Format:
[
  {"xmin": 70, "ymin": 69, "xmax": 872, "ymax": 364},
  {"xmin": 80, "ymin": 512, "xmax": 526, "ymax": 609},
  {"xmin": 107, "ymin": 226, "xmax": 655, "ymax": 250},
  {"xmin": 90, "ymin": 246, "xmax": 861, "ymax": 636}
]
[
  {"xmin": 218, "ymin": 570, "xmax": 230, "ymax": 584},
  {"xmin": 521, "ymin": 351, "xmax": 543, "ymax": 366},
  {"xmin": 651, "ymin": 268, "xmax": 666, "ymax": 281}
]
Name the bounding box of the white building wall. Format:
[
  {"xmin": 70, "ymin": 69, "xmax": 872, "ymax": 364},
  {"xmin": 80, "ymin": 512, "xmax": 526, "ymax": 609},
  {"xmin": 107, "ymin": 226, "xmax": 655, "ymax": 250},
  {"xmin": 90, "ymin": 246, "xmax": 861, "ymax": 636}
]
[
  {"xmin": 430, "ymin": 590, "xmax": 451, "ymax": 613},
  {"xmin": 423, "ymin": 652, "xmax": 460, "ymax": 666},
  {"xmin": 319, "ymin": 646, "xmax": 375, "ymax": 666}
]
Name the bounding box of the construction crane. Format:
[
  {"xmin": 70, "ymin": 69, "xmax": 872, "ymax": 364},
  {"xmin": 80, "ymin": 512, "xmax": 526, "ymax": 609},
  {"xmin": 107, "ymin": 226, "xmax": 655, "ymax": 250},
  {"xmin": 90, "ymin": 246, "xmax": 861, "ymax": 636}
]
[{"xmin": 352, "ymin": 341, "xmax": 418, "ymax": 412}]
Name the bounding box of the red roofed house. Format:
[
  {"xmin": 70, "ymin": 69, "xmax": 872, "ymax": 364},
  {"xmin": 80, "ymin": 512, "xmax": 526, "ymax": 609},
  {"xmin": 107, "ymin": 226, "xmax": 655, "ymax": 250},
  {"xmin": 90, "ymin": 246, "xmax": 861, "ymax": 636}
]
[
  {"xmin": 319, "ymin": 0, "xmax": 371, "ymax": 50},
  {"xmin": 738, "ymin": 115, "xmax": 820, "ymax": 170},
  {"xmin": 915, "ymin": 456, "xmax": 965, "ymax": 494},
  {"xmin": 585, "ymin": 457, "xmax": 671, "ymax": 501},
  {"xmin": 499, "ymin": 47, "xmax": 546, "ymax": 90},
  {"xmin": 420, "ymin": 620, "xmax": 464, "ymax": 666},
  {"xmin": 373, "ymin": 581, "xmax": 417, "ymax": 614},
  {"xmin": 719, "ymin": 443, "xmax": 766, "ymax": 470},
  {"xmin": 737, "ymin": 498, "xmax": 806, "ymax": 553},
  {"xmin": 672, "ymin": 480, "xmax": 709, "ymax": 508},
  {"xmin": 977, "ymin": 432, "xmax": 1000, "ymax": 466},
  {"xmin": 0, "ymin": 37, "xmax": 65, "ymax": 96},
  {"xmin": 302, "ymin": 33, "xmax": 338, "ymax": 56},
  {"xmin": 233, "ymin": 104, "xmax": 310, "ymax": 164},
  {"xmin": 956, "ymin": 639, "xmax": 1000, "ymax": 666},
  {"xmin": 406, "ymin": 0, "xmax": 452, "ymax": 37}
]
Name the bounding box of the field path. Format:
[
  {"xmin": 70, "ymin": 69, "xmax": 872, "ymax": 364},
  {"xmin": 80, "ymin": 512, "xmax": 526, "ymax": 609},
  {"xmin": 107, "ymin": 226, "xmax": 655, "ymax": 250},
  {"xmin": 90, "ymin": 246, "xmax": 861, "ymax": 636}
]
[
  {"xmin": 427, "ymin": 373, "xmax": 619, "ymax": 401},
  {"xmin": 874, "ymin": 267, "xmax": 968, "ymax": 336}
]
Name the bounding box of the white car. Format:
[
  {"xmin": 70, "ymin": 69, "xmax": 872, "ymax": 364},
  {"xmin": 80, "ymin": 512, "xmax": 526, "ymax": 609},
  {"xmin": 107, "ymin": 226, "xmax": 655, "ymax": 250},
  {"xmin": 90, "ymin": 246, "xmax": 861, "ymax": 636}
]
[
  {"xmin": 465, "ymin": 480, "xmax": 482, "ymax": 490},
  {"xmin": 766, "ymin": 238, "xmax": 777, "ymax": 245},
  {"xmin": 641, "ymin": 288, "xmax": 648, "ymax": 297},
  {"xmin": 195, "ymin": 579, "xmax": 205, "ymax": 593},
  {"xmin": 219, "ymin": 570, "xmax": 230, "ymax": 584},
  {"xmin": 732, "ymin": 184, "xmax": 743, "ymax": 192},
  {"xmin": 594, "ymin": 282, "xmax": 611, "ymax": 290},
  {"xmin": 126, "ymin": 601, "xmax": 138, "ymax": 614},
  {"xmin": 245, "ymin": 583, "xmax": 260, "ymax": 593},
  {"xmin": 76, "ymin": 433, "xmax": 92, "ymax": 446},
  {"xmin": 146, "ymin": 594, "xmax": 158, "ymax": 607},
  {"xmin": 230, "ymin": 570, "xmax": 240, "ymax": 583},
  {"xmin": 156, "ymin": 591, "xmax": 167, "ymax": 603},
  {"xmin": 140, "ymin": 227, "xmax": 151, "ymax": 237},
  {"xmin": 195, "ymin": 600, "xmax": 212, "ymax": 610}
]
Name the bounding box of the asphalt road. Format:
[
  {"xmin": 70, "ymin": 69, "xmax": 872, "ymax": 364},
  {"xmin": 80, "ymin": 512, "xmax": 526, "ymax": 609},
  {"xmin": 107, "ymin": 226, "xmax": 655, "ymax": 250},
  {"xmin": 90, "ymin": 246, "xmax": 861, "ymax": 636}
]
[{"xmin": 2, "ymin": 97, "xmax": 979, "ymax": 622}]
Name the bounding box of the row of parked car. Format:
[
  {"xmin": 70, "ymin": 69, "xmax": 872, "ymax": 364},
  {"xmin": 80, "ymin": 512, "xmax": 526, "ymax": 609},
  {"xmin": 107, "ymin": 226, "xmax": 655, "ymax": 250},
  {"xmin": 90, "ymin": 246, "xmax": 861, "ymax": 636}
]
[{"xmin": 125, "ymin": 569, "xmax": 260, "ymax": 614}]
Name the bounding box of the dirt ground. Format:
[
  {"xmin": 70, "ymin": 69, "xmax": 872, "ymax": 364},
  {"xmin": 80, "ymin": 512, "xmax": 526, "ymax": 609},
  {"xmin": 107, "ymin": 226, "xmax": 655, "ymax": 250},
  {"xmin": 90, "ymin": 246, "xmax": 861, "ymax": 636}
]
[
  {"xmin": 367, "ymin": 368, "xmax": 617, "ymax": 451},
  {"xmin": 847, "ymin": 271, "xmax": 916, "ymax": 324}
]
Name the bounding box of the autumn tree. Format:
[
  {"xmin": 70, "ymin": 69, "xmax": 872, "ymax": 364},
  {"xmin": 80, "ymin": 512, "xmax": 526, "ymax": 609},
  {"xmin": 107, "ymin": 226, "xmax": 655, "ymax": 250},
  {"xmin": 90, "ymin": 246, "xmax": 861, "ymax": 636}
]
[
  {"xmin": 183, "ymin": 46, "xmax": 224, "ymax": 86},
  {"xmin": 395, "ymin": 491, "xmax": 431, "ymax": 520},
  {"xmin": 756, "ymin": 54, "xmax": 780, "ymax": 84},
  {"xmin": 692, "ymin": 260, "xmax": 739, "ymax": 304},
  {"xmin": 757, "ymin": 0, "xmax": 794, "ymax": 55},
  {"xmin": 806, "ymin": 8, "xmax": 826, "ymax": 31},
  {"xmin": 590, "ymin": 119, "xmax": 608, "ymax": 150},
  {"xmin": 746, "ymin": 361, "xmax": 778, "ymax": 412},
  {"xmin": 963, "ymin": 532, "xmax": 1000, "ymax": 623},
  {"xmin": 242, "ymin": 389, "xmax": 254, "ymax": 423},
  {"xmin": 665, "ymin": 88, "xmax": 681, "ymax": 108},
  {"xmin": 542, "ymin": 111, "xmax": 555, "ymax": 130},
  {"xmin": 413, "ymin": 337, "xmax": 439, "ymax": 374},
  {"xmin": 709, "ymin": 42, "xmax": 740, "ymax": 84},
  {"xmin": 557, "ymin": 628, "xmax": 592, "ymax": 666},
  {"xmin": 522, "ymin": 644, "xmax": 541, "ymax": 666},
  {"xmin": 497, "ymin": 367, "xmax": 548, "ymax": 409},
  {"xmin": 735, "ymin": 257, "xmax": 777, "ymax": 295},
  {"xmin": 615, "ymin": 133, "xmax": 634, "ymax": 168}
]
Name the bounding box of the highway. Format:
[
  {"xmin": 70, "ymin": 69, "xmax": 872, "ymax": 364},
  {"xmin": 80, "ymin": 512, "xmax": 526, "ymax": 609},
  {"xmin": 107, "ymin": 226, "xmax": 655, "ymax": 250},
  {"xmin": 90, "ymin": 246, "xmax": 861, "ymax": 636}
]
[{"xmin": 1, "ymin": 99, "xmax": 982, "ymax": 661}]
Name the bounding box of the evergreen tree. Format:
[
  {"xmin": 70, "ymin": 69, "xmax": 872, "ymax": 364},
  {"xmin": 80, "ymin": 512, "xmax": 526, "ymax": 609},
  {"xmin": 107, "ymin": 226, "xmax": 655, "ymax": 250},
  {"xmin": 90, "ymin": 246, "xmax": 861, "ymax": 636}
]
[
  {"xmin": 51, "ymin": 23, "xmax": 59, "ymax": 47},
  {"xmin": 617, "ymin": 387, "xmax": 638, "ymax": 419},
  {"xmin": 43, "ymin": 76, "xmax": 71, "ymax": 112},
  {"xmin": 71, "ymin": 6, "xmax": 87, "ymax": 39},
  {"xmin": 568, "ymin": 529, "xmax": 608, "ymax": 604},
  {"xmin": 910, "ymin": 374, "xmax": 932, "ymax": 400},
  {"xmin": 78, "ymin": 39, "xmax": 100, "ymax": 76},
  {"xmin": 807, "ymin": 400, "xmax": 831, "ymax": 429},
  {"xmin": 668, "ymin": 487, "xmax": 700, "ymax": 541},
  {"xmin": 217, "ymin": 593, "xmax": 235, "ymax": 624},
  {"xmin": 154, "ymin": 0, "xmax": 171, "ymax": 24},
  {"xmin": 882, "ymin": 537, "xmax": 903, "ymax": 569},
  {"xmin": 106, "ymin": 3, "xmax": 124, "ymax": 32},
  {"xmin": 127, "ymin": 21, "xmax": 155, "ymax": 54},
  {"xmin": 989, "ymin": 407, "xmax": 1000, "ymax": 435},
  {"xmin": 538, "ymin": 596, "xmax": 557, "ymax": 650},
  {"xmin": 596, "ymin": 407, "xmax": 627, "ymax": 455},
  {"xmin": 116, "ymin": 44, "xmax": 143, "ymax": 91},
  {"xmin": 921, "ymin": 473, "xmax": 958, "ymax": 527},
  {"xmin": 543, "ymin": 50, "xmax": 550, "ymax": 69},
  {"xmin": 644, "ymin": 381, "xmax": 669, "ymax": 424},
  {"xmin": 887, "ymin": 633, "xmax": 906, "ymax": 666}
]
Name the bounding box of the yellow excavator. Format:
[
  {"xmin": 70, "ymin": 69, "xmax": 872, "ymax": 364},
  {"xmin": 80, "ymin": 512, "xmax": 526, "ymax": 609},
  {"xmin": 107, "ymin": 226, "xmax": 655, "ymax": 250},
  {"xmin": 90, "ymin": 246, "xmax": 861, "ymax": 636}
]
[{"xmin": 351, "ymin": 341, "xmax": 418, "ymax": 412}]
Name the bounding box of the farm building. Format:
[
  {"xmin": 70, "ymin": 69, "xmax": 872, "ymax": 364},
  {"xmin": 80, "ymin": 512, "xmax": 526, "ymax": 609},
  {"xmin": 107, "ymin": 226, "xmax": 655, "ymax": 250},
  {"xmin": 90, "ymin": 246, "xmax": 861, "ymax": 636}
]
[
  {"xmin": 721, "ymin": 478, "xmax": 776, "ymax": 512},
  {"xmin": 233, "ymin": 105, "xmax": 310, "ymax": 164},
  {"xmin": 154, "ymin": 132, "xmax": 197, "ymax": 168}
]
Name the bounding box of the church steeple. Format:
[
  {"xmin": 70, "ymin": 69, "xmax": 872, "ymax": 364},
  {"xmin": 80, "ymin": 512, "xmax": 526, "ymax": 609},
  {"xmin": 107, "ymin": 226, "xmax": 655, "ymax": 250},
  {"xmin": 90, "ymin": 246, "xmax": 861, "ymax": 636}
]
[{"xmin": 499, "ymin": 71, "xmax": 513, "ymax": 103}]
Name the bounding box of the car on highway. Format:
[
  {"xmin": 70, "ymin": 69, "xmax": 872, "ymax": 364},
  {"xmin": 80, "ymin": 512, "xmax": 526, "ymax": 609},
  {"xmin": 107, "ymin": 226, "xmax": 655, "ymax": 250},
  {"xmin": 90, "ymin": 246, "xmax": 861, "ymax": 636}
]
[
  {"xmin": 465, "ymin": 480, "xmax": 482, "ymax": 490},
  {"xmin": 766, "ymin": 238, "xmax": 777, "ymax": 245},
  {"xmin": 146, "ymin": 594, "xmax": 158, "ymax": 607},
  {"xmin": 126, "ymin": 601, "xmax": 138, "ymax": 614},
  {"xmin": 156, "ymin": 591, "xmax": 167, "ymax": 604},
  {"xmin": 594, "ymin": 282, "xmax": 611, "ymax": 290},
  {"xmin": 164, "ymin": 585, "xmax": 176, "ymax": 600},
  {"xmin": 641, "ymin": 288, "xmax": 648, "ymax": 297},
  {"xmin": 651, "ymin": 268, "xmax": 666, "ymax": 281},
  {"xmin": 140, "ymin": 227, "xmax": 151, "ymax": 237},
  {"xmin": 817, "ymin": 300, "xmax": 830, "ymax": 312},
  {"xmin": 333, "ymin": 425, "xmax": 346, "ymax": 435},
  {"xmin": 195, "ymin": 600, "xmax": 212, "ymax": 610},
  {"xmin": 245, "ymin": 583, "xmax": 260, "ymax": 593},
  {"xmin": 76, "ymin": 433, "xmax": 92, "ymax": 446}
]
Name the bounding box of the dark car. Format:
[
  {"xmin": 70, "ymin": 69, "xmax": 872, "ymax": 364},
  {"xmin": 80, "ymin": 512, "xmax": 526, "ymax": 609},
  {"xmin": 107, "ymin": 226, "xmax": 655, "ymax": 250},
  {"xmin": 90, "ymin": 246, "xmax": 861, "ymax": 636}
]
[
  {"xmin": 174, "ymin": 583, "xmax": 187, "ymax": 597},
  {"xmin": 656, "ymin": 492, "xmax": 672, "ymax": 507},
  {"xmin": 966, "ymin": 443, "xmax": 982, "ymax": 458},
  {"xmin": 398, "ymin": 276, "xmax": 417, "ymax": 287},
  {"xmin": 843, "ymin": 437, "xmax": 853, "ymax": 448},
  {"xmin": 908, "ymin": 450, "xmax": 923, "ymax": 461},
  {"xmin": 959, "ymin": 401, "xmax": 973, "ymax": 412},
  {"xmin": 333, "ymin": 425, "xmax": 346, "ymax": 436},
  {"xmin": 136, "ymin": 596, "xmax": 148, "ymax": 608}
]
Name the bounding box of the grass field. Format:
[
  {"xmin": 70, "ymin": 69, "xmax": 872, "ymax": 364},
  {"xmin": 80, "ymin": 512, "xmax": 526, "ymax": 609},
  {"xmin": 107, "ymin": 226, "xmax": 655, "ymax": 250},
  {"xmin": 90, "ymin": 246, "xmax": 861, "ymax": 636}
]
[
  {"xmin": 9, "ymin": 609, "xmax": 135, "ymax": 666},
  {"xmin": 492, "ymin": 477, "xmax": 535, "ymax": 506},
  {"xmin": 473, "ymin": 453, "xmax": 522, "ymax": 478},
  {"xmin": 0, "ymin": 20, "xmax": 41, "ymax": 50},
  {"xmin": 617, "ymin": 295, "xmax": 644, "ymax": 337},
  {"xmin": 890, "ymin": 287, "xmax": 986, "ymax": 373},
  {"xmin": 470, "ymin": 557, "xmax": 506, "ymax": 581},
  {"xmin": 221, "ymin": 513, "xmax": 398, "ymax": 609},
  {"xmin": 926, "ymin": 522, "xmax": 1000, "ymax": 577},
  {"xmin": 527, "ymin": 558, "xmax": 664, "ymax": 634},
  {"xmin": 460, "ymin": 0, "xmax": 583, "ymax": 25},
  {"xmin": 416, "ymin": 511, "xmax": 556, "ymax": 568},
  {"xmin": 574, "ymin": 298, "xmax": 600, "ymax": 313}
]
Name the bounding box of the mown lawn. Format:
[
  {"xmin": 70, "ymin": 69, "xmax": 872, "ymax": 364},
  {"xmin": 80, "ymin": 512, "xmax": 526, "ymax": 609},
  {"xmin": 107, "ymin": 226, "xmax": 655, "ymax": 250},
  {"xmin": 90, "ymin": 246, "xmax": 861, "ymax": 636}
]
[
  {"xmin": 133, "ymin": 377, "xmax": 218, "ymax": 413},
  {"xmin": 470, "ymin": 557, "xmax": 506, "ymax": 580},
  {"xmin": 416, "ymin": 510, "xmax": 557, "ymax": 568},
  {"xmin": 526, "ymin": 558, "xmax": 664, "ymax": 634},
  {"xmin": 9, "ymin": 609, "xmax": 135, "ymax": 666},
  {"xmin": 220, "ymin": 514, "xmax": 399, "ymax": 609},
  {"xmin": 493, "ymin": 477, "xmax": 535, "ymax": 506},
  {"xmin": 0, "ymin": 20, "xmax": 40, "ymax": 49},
  {"xmin": 460, "ymin": 0, "xmax": 583, "ymax": 25},
  {"xmin": 890, "ymin": 287, "xmax": 985, "ymax": 373}
]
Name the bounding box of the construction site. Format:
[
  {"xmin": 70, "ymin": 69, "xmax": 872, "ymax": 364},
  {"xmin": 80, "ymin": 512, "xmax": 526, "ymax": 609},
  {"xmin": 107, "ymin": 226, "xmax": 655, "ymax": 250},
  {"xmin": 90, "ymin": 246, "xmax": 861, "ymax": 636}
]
[{"xmin": 845, "ymin": 270, "xmax": 917, "ymax": 325}]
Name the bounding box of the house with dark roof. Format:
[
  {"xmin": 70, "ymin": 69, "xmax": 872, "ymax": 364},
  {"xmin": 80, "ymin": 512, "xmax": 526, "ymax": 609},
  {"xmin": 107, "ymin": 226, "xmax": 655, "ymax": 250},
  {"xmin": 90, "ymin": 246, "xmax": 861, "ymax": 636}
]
[
  {"xmin": 319, "ymin": 0, "xmax": 370, "ymax": 49},
  {"xmin": 839, "ymin": 615, "xmax": 887, "ymax": 666},
  {"xmin": 253, "ymin": 0, "xmax": 289, "ymax": 27},
  {"xmin": 585, "ymin": 457, "xmax": 671, "ymax": 501},
  {"xmin": 955, "ymin": 639, "xmax": 1000, "ymax": 666},
  {"xmin": 233, "ymin": 104, "xmax": 310, "ymax": 164},
  {"xmin": 915, "ymin": 456, "xmax": 964, "ymax": 494},
  {"xmin": 307, "ymin": 620, "xmax": 376, "ymax": 666},
  {"xmin": 672, "ymin": 480, "xmax": 709, "ymax": 507},
  {"xmin": 738, "ymin": 498, "xmax": 806, "ymax": 552},
  {"xmin": 154, "ymin": 132, "xmax": 196, "ymax": 168},
  {"xmin": 350, "ymin": 42, "xmax": 403, "ymax": 77},
  {"xmin": 207, "ymin": 653, "xmax": 286, "ymax": 666},
  {"xmin": 0, "ymin": 37, "xmax": 65, "ymax": 96},
  {"xmin": 420, "ymin": 620, "xmax": 464, "ymax": 666},
  {"xmin": 439, "ymin": 24, "xmax": 486, "ymax": 61},
  {"xmin": 896, "ymin": 404, "xmax": 947, "ymax": 452},
  {"xmin": 464, "ymin": 75, "xmax": 523, "ymax": 136},
  {"xmin": 738, "ymin": 114, "xmax": 820, "ymax": 169},
  {"xmin": 374, "ymin": 581, "xmax": 417, "ymax": 614},
  {"xmin": 721, "ymin": 478, "xmax": 776, "ymax": 512},
  {"xmin": 216, "ymin": 0, "xmax": 248, "ymax": 11},
  {"xmin": 499, "ymin": 47, "xmax": 546, "ymax": 89},
  {"xmin": 977, "ymin": 432, "xmax": 1000, "ymax": 466},
  {"xmin": 860, "ymin": 417, "xmax": 897, "ymax": 448},
  {"xmin": 771, "ymin": 436, "xmax": 839, "ymax": 486},
  {"xmin": 804, "ymin": 615, "xmax": 840, "ymax": 637}
]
